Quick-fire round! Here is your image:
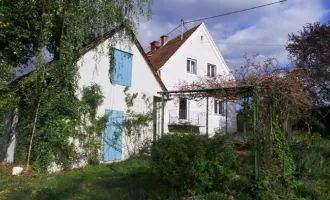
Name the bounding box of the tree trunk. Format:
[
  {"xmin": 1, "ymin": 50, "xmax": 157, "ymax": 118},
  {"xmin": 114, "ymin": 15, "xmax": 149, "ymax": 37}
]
[
  {"xmin": 26, "ymin": 94, "xmax": 42, "ymax": 171},
  {"xmin": 26, "ymin": 67, "xmax": 45, "ymax": 171}
]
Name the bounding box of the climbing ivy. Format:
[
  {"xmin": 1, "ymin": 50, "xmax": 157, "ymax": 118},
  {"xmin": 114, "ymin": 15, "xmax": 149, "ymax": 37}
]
[
  {"xmin": 121, "ymin": 87, "xmax": 155, "ymax": 156},
  {"xmin": 81, "ymin": 83, "xmax": 107, "ymax": 165}
]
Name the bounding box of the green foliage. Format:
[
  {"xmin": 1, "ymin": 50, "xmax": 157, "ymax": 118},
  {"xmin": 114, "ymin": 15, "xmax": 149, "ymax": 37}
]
[
  {"xmin": 121, "ymin": 87, "xmax": 155, "ymax": 156},
  {"xmin": 1, "ymin": 0, "xmax": 153, "ymax": 170},
  {"xmin": 0, "ymin": 0, "xmax": 42, "ymax": 82},
  {"xmin": 292, "ymin": 180, "xmax": 330, "ymax": 200},
  {"xmin": 200, "ymin": 192, "xmax": 230, "ymax": 200},
  {"xmin": 168, "ymin": 121, "xmax": 200, "ymax": 133},
  {"xmin": 271, "ymin": 122, "xmax": 295, "ymax": 181},
  {"xmin": 81, "ymin": 83, "xmax": 106, "ymax": 165},
  {"xmin": 82, "ymin": 83, "xmax": 104, "ymax": 119},
  {"xmin": 291, "ymin": 134, "xmax": 329, "ymax": 179},
  {"xmin": 151, "ymin": 133, "xmax": 238, "ymax": 196}
]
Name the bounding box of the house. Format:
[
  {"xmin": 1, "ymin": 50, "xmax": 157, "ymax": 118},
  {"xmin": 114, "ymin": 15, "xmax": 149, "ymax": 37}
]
[
  {"xmin": 1, "ymin": 27, "xmax": 166, "ymax": 167},
  {"xmin": 147, "ymin": 22, "xmax": 237, "ymax": 135},
  {"xmin": 77, "ymin": 28, "xmax": 166, "ymax": 163},
  {"xmin": 2, "ymin": 22, "xmax": 236, "ymax": 169}
]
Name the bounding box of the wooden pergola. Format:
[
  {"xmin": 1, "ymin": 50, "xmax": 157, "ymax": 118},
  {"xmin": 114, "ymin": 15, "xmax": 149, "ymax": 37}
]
[{"xmin": 157, "ymin": 85, "xmax": 255, "ymax": 136}]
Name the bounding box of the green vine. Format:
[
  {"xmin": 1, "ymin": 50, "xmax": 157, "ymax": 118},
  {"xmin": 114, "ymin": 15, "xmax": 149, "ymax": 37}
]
[
  {"xmin": 0, "ymin": 0, "xmax": 153, "ymax": 172},
  {"xmin": 120, "ymin": 87, "xmax": 155, "ymax": 155}
]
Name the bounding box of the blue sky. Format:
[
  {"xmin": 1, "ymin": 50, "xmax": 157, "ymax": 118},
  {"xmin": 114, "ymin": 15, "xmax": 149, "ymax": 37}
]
[{"xmin": 137, "ymin": 0, "xmax": 330, "ymax": 71}]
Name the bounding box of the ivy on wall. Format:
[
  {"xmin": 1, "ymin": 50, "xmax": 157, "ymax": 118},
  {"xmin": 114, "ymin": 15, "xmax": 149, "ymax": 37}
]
[{"xmin": 1, "ymin": 0, "xmax": 153, "ymax": 172}]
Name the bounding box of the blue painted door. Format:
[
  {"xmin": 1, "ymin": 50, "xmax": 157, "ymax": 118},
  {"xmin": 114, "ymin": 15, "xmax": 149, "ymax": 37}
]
[{"xmin": 103, "ymin": 110, "xmax": 123, "ymax": 161}]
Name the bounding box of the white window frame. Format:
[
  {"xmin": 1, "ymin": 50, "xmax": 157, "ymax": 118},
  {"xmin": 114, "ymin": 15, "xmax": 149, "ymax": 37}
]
[
  {"xmin": 187, "ymin": 58, "xmax": 197, "ymax": 74},
  {"xmin": 214, "ymin": 99, "xmax": 225, "ymax": 115},
  {"xmin": 207, "ymin": 63, "xmax": 216, "ymax": 78}
]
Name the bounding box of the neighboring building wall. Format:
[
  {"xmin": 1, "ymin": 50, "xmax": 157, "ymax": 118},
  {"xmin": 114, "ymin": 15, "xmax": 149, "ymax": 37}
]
[
  {"xmin": 77, "ymin": 34, "xmax": 163, "ymax": 161},
  {"xmin": 159, "ymin": 24, "xmax": 237, "ymax": 135},
  {"xmin": 1, "ymin": 109, "xmax": 18, "ymax": 163}
]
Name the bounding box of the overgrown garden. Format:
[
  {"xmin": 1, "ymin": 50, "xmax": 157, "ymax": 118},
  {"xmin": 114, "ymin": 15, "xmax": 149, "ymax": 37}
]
[{"xmin": 1, "ymin": 0, "xmax": 330, "ymax": 199}]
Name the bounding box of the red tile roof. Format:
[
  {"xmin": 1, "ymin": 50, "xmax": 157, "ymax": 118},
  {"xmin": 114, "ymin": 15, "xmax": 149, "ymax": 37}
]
[{"xmin": 147, "ymin": 23, "xmax": 202, "ymax": 70}]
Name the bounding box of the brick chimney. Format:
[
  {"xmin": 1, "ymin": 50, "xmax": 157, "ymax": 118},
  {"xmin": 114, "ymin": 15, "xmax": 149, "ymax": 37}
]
[
  {"xmin": 150, "ymin": 41, "xmax": 160, "ymax": 51},
  {"xmin": 160, "ymin": 35, "xmax": 168, "ymax": 46}
]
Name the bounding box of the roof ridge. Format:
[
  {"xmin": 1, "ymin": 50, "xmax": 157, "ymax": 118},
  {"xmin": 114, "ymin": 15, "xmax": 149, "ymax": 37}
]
[
  {"xmin": 165, "ymin": 22, "xmax": 202, "ymax": 45},
  {"xmin": 147, "ymin": 23, "xmax": 202, "ymax": 70}
]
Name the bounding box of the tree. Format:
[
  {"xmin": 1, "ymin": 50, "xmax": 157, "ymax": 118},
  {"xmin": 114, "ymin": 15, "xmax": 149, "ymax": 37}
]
[
  {"xmin": 286, "ymin": 22, "xmax": 330, "ymax": 105},
  {"xmin": 0, "ymin": 0, "xmax": 42, "ymax": 82}
]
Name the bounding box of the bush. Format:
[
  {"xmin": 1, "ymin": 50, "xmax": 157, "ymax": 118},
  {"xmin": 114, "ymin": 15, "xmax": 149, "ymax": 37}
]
[
  {"xmin": 292, "ymin": 180, "xmax": 330, "ymax": 200},
  {"xmin": 168, "ymin": 122, "xmax": 200, "ymax": 133},
  {"xmin": 138, "ymin": 138, "xmax": 153, "ymax": 157},
  {"xmin": 151, "ymin": 133, "xmax": 238, "ymax": 196},
  {"xmin": 200, "ymin": 192, "xmax": 229, "ymax": 200}
]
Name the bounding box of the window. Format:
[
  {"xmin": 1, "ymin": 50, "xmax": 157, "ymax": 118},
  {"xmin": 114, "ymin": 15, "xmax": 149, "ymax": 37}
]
[
  {"xmin": 179, "ymin": 98, "xmax": 187, "ymax": 119},
  {"xmin": 111, "ymin": 49, "xmax": 133, "ymax": 86},
  {"xmin": 214, "ymin": 100, "xmax": 225, "ymax": 115},
  {"xmin": 207, "ymin": 64, "xmax": 216, "ymax": 78},
  {"xmin": 187, "ymin": 58, "xmax": 197, "ymax": 74}
]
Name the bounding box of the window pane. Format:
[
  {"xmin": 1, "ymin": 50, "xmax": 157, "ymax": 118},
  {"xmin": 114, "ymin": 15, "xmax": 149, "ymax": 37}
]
[
  {"xmin": 212, "ymin": 66, "xmax": 216, "ymax": 77},
  {"xmin": 193, "ymin": 61, "xmax": 197, "ymax": 74},
  {"xmin": 219, "ymin": 101, "xmax": 223, "ymax": 114},
  {"xmin": 187, "ymin": 59, "xmax": 197, "ymax": 74},
  {"xmin": 179, "ymin": 98, "xmax": 187, "ymax": 119},
  {"xmin": 214, "ymin": 100, "xmax": 218, "ymax": 114}
]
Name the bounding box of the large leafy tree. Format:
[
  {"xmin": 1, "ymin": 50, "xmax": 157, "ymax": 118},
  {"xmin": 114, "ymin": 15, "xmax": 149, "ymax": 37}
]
[
  {"xmin": 286, "ymin": 22, "xmax": 330, "ymax": 105},
  {"xmin": 0, "ymin": 0, "xmax": 42, "ymax": 82}
]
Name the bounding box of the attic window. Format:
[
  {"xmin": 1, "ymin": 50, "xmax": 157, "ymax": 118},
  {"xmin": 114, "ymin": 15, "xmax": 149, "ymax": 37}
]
[
  {"xmin": 187, "ymin": 58, "xmax": 197, "ymax": 74},
  {"xmin": 201, "ymin": 36, "xmax": 203, "ymax": 41},
  {"xmin": 207, "ymin": 64, "xmax": 216, "ymax": 78}
]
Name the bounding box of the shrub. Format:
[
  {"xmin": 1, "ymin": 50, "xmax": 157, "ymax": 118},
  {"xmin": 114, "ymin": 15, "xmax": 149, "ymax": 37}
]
[
  {"xmin": 151, "ymin": 133, "xmax": 238, "ymax": 196},
  {"xmin": 168, "ymin": 122, "xmax": 200, "ymax": 133},
  {"xmin": 138, "ymin": 138, "xmax": 153, "ymax": 157},
  {"xmin": 207, "ymin": 135, "xmax": 238, "ymax": 191},
  {"xmin": 292, "ymin": 180, "xmax": 330, "ymax": 200},
  {"xmin": 200, "ymin": 192, "xmax": 229, "ymax": 200},
  {"xmin": 151, "ymin": 133, "xmax": 209, "ymax": 194}
]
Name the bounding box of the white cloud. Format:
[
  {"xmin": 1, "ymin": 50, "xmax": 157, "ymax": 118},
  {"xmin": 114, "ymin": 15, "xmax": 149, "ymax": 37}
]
[
  {"xmin": 137, "ymin": 0, "xmax": 329, "ymax": 70},
  {"xmin": 218, "ymin": 0, "xmax": 327, "ymax": 69}
]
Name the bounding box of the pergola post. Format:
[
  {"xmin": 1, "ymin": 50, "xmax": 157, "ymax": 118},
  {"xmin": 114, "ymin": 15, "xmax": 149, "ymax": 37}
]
[
  {"xmin": 206, "ymin": 97, "xmax": 209, "ymax": 137},
  {"xmin": 253, "ymin": 86, "xmax": 260, "ymax": 180},
  {"xmin": 161, "ymin": 94, "xmax": 165, "ymax": 137},
  {"xmin": 225, "ymin": 99, "xmax": 228, "ymax": 133}
]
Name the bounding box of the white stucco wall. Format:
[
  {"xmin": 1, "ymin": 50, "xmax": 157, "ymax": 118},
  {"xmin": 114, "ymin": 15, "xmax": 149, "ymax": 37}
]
[
  {"xmin": 77, "ymin": 33, "xmax": 163, "ymax": 161},
  {"xmin": 4, "ymin": 33, "xmax": 164, "ymax": 168},
  {"xmin": 2, "ymin": 109, "xmax": 18, "ymax": 163},
  {"xmin": 159, "ymin": 23, "xmax": 237, "ymax": 135}
]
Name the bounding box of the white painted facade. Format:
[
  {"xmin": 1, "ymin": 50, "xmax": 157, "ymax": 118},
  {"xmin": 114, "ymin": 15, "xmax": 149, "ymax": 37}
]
[
  {"xmin": 3, "ymin": 32, "xmax": 164, "ymax": 168},
  {"xmin": 157, "ymin": 23, "xmax": 237, "ymax": 135},
  {"xmin": 77, "ymin": 33, "xmax": 163, "ymax": 161}
]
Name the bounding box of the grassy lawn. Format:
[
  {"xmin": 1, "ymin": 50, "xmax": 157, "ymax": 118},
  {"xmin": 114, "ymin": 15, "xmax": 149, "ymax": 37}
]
[{"xmin": 0, "ymin": 157, "xmax": 157, "ymax": 200}]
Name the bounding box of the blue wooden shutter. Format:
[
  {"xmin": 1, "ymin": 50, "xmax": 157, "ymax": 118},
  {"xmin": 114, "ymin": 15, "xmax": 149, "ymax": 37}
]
[
  {"xmin": 103, "ymin": 110, "xmax": 123, "ymax": 161},
  {"xmin": 112, "ymin": 50, "xmax": 133, "ymax": 86}
]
